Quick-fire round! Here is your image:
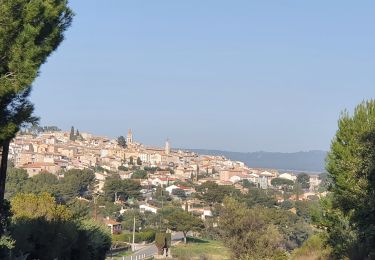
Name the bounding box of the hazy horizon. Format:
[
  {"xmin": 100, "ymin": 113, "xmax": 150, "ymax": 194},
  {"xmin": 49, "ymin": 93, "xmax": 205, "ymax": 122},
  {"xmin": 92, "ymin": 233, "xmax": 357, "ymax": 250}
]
[{"xmin": 30, "ymin": 1, "xmax": 375, "ymax": 152}]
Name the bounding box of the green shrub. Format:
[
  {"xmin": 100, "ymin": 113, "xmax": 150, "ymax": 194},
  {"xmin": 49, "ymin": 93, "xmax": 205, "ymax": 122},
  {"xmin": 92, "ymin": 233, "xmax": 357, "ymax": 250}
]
[
  {"xmin": 138, "ymin": 230, "xmax": 156, "ymax": 243},
  {"xmin": 112, "ymin": 230, "xmax": 156, "ymax": 243},
  {"xmin": 155, "ymin": 232, "xmax": 171, "ymax": 255},
  {"xmin": 118, "ymin": 166, "xmax": 128, "ymax": 171},
  {"xmin": 292, "ymin": 234, "xmax": 331, "ymax": 260}
]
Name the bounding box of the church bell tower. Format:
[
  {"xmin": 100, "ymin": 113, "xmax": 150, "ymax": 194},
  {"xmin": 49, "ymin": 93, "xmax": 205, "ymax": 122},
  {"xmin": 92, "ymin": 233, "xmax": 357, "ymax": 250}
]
[{"xmin": 127, "ymin": 129, "xmax": 133, "ymax": 145}]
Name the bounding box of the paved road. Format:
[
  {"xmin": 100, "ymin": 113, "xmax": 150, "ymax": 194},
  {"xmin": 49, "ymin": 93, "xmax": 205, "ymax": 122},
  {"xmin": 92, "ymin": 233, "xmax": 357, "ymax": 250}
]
[
  {"xmin": 113, "ymin": 232, "xmax": 183, "ymax": 260},
  {"xmin": 126, "ymin": 245, "xmax": 157, "ymax": 260}
]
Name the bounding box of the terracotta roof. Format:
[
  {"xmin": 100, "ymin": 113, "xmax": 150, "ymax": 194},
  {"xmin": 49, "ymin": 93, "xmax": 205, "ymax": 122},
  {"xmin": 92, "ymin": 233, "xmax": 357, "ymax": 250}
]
[
  {"xmin": 177, "ymin": 185, "xmax": 193, "ymax": 190},
  {"xmin": 158, "ymin": 177, "xmax": 176, "ymax": 181},
  {"xmin": 104, "ymin": 219, "xmax": 121, "ymax": 225},
  {"xmin": 21, "ymin": 162, "xmax": 56, "ymax": 168}
]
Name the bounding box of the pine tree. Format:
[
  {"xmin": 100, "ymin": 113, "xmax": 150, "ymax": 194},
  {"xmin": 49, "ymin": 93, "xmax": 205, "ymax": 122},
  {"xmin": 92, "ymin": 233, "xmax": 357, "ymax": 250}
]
[
  {"xmin": 0, "ymin": 0, "xmax": 73, "ymax": 209},
  {"xmin": 323, "ymin": 100, "xmax": 375, "ymax": 259}
]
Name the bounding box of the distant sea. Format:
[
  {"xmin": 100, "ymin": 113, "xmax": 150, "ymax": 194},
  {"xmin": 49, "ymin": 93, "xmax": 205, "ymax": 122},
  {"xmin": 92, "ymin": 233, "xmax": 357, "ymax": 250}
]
[{"xmin": 185, "ymin": 149, "xmax": 327, "ymax": 173}]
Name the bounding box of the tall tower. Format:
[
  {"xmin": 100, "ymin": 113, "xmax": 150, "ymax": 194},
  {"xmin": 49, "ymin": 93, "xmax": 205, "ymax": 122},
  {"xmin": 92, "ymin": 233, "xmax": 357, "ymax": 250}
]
[
  {"xmin": 165, "ymin": 139, "xmax": 170, "ymax": 155},
  {"xmin": 127, "ymin": 129, "xmax": 133, "ymax": 145}
]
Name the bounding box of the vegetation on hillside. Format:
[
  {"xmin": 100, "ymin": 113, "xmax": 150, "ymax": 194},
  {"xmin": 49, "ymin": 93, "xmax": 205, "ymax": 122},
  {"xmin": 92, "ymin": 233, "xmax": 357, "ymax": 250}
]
[
  {"xmin": 319, "ymin": 100, "xmax": 375, "ymax": 259},
  {"xmin": 1, "ymin": 193, "xmax": 111, "ymax": 259},
  {"xmin": 1, "ymin": 6, "xmax": 374, "ymax": 256},
  {"xmin": 172, "ymin": 238, "xmax": 231, "ymax": 260}
]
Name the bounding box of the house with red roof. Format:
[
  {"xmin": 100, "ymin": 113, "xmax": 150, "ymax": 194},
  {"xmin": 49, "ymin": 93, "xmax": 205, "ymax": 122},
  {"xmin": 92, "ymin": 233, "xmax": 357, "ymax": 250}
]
[
  {"xmin": 103, "ymin": 217, "xmax": 122, "ymax": 235},
  {"xmin": 21, "ymin": 162, "xmax": 60, "ymax": 177}
]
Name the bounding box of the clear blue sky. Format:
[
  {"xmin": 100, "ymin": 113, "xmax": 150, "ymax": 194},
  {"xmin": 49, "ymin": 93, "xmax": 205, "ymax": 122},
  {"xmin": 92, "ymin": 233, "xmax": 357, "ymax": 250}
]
[{"xmin": 31, "ymin": 1, "xmax": 375, "ymax": 152}]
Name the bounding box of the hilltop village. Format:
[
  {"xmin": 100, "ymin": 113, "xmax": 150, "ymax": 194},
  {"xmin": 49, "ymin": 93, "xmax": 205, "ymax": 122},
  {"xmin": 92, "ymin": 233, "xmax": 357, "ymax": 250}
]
[
  {"xmin": 10, "ymin": 127, "xmax": 324, "ymax": 203},
  {"xmin": 5, "ymin": 127, "xmax": 329, "ymax": 258}
]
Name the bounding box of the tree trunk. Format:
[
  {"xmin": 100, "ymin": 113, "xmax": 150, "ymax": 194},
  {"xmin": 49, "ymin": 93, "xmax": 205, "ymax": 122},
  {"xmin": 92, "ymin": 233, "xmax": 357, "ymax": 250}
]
[
  {"xmin": 0, "ymin": 139, "xmax": 10, "ymax": 209},
  {"xmin": 183, "ymin": 232, "xmax": 187, "ymax": 244}
]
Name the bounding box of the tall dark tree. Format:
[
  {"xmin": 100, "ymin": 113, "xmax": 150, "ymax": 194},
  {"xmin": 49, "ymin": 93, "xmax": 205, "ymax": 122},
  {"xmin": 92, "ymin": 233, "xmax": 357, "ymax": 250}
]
[
  {"xmin": 296, "ymin": 173, "xmax": 310, "ymax": 190},
  {"xmin": 4, "ymin": 167, "xmax": 28, "ymax": 199},
  {"xmin": 242, "ymin": 187, "xmax": 278, "ymax": 208},
  {"xmin": 117, "ymin": 136, "xmax": 127, "ymax": 148},
  {"xmin": 58, "ymin": 169, "xmax": 96, "ymax": 202},
  {"xmin": 271, "ymin": 177, "xmax": 294, "ymax": 187},
  {"xmin": 75, "ymin": 129, "xmax": 81, "ymax": 140},
  {"xmin": 103, "ymin": 176, "xmax": 141, "ymax": 202},
  {"xmin": 195, "ymin": 181, "xmax": 241, "ymax": 205},
  {"xmin": 0, "ymin": 0, "xmax": 73, "ymax": 208},
  {"xmin": 294, "ymin": 182, "xmax": 303, "ymax": 201},
  {"xmin": 70, "ymin": 126, "xmax": 75, "ymax": 141},
  {"xmin": 322, "ymin": 100, "xmax": 375, "ymax": 259},
  {"xmin": 23, "ymin": 172, "xmax": 59, "ymax": 196},
  {"xmin": 0, "ymin": 88, "xmax": 37, "ymax": 207},
  {"xmin": 165, "ymin": 208, "xmax": 204, "ymax": 243}
]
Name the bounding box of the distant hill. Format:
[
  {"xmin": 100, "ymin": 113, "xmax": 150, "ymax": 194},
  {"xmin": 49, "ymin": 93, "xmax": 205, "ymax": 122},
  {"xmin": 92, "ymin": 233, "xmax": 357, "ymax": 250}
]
[{"xmin": 187, "ymin": 149, "xmax": 327, "ymax": 173}]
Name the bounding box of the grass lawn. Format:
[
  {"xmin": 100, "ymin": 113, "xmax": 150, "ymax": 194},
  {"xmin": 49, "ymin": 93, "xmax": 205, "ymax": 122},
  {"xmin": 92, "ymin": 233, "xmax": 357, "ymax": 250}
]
[{"xmin": 172, "ymin": 237, "xmax": 231, "ymax": 260}]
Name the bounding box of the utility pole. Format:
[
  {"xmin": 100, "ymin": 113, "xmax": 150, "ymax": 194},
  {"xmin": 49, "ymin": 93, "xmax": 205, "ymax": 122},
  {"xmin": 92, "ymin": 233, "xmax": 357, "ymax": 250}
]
[
  {"xmin": 161, "ymin": 187, "xmax": 164, "ymax": 209},
  {"xmin": 93, "ymin": 193, "xmax": 100, "ymax": 221},
  {"xmin": 159, "ymin": 187, "xmax": 164, "ymax": 230},
  {"xmin": 132, "ymin": 216, "xmax": 136, "ymax": 252},
  {"xmin": 196, "ymin": 160, "xmax": 200, "ymax": 182},
  {"xmin": 93, "ymin": 196, "xmax": 97, "ymax": 221}
]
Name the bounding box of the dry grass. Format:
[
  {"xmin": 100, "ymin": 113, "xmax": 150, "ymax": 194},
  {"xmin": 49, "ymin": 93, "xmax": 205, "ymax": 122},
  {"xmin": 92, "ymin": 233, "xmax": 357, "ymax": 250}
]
[{"xmin": 172, "ymin": 237, "xmax": 231, "ymax": 260}]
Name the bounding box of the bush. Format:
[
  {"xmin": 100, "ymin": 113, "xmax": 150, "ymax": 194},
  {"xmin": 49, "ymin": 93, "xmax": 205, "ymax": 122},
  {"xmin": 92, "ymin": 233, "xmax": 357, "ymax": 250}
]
[
  {"xmin": 155, "ymin": 232, "xmax": 172, "ymax": 255},
  {"xmin": 138, "ymin": 230, "xmax": 156, "ymax": 243},
  {"xmin": 7, "ymin": 193, "xmax": 112, "ymax": 259},
  {"xmin": 131, "ymin": 170, "xmax": 147, "ymax": 179},
  {"xmin": 280, "ymin": 200, "xmax": 294, "ymax": 210},
  {"xmin": 118, "ymin": 166, "xmax": 128, "ymax": 171},
  {"xmin": 144, "ymin": 167, "xmax": 160, "ymax": 172},
  {"xmin": 307, "ymin": 195, "xmax": 319, "ymax": 201},
  {"xmin": 74, "ymin": 220, "xmax": 112, "ymax": 260},
  {"xmin": 292, "ymin": 234, "xmax": 331, "ymax": 260},
  {"xmin": 112, "ymin": 230, "xmax": 156, "ymax": 244}
]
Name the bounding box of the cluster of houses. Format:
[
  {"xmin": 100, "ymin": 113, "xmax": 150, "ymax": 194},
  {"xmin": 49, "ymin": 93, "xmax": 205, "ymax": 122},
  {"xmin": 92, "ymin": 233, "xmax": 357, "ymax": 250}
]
[
  {"xmin": 9, "ymin": 128, "xmax": 324, "ymax": 234},
  {"xmin": 218, "ymin": 169, "xmax": 322, "ymax": 191},
  {"xmin": 9, "ymin": 129, "xmax": 189, "ymax": 174}
]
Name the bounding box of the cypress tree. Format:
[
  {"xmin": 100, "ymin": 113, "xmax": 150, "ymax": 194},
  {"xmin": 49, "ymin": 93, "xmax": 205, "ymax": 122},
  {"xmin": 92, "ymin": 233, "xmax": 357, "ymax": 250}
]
[{"xmin": 70, "ymin": 126, "xmax": 75, "ymax": 141}]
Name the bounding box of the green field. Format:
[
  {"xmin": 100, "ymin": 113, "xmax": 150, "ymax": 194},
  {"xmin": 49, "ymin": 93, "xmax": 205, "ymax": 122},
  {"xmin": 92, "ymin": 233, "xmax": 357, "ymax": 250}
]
[{"xmin": 172, "ymin": 237, "xmax": 231, "ymax": 260}]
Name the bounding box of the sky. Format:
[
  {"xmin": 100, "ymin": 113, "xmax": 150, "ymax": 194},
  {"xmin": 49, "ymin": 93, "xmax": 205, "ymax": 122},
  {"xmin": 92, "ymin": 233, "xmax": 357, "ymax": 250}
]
[{"xmin": 31, "ymin": 1, "xmax": 375, "ymax": 153}]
